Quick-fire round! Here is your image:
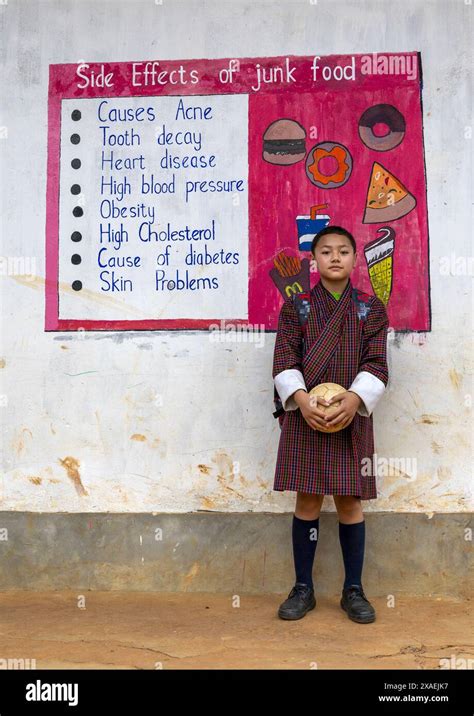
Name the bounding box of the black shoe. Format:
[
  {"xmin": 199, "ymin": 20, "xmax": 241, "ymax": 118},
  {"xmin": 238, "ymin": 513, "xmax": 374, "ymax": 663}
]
[
  {"xmin": 278, "ymin": 582, "xmax": 316, "ymax": 620},
  {"xmin": 340, "ymin": 584, "xmax": 376, "ymax": 623}
]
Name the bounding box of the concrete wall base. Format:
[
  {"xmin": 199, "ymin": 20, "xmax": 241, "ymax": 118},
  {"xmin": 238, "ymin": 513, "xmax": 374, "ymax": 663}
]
[{"xmin": 0, "ymin": 512, "xmax": 471, "ymax": 597}]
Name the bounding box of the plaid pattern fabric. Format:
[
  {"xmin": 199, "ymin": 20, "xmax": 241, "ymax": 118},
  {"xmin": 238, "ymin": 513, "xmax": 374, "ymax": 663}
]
[
  {"xmin": 272, "ymin": 278, "xmax": 389, "ymax": 499},
  {"xmin": 272, "ymin": 290, "xmax": 311, "ymax": 424}
]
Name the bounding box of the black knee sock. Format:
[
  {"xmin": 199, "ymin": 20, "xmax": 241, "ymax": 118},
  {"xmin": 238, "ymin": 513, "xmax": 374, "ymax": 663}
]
[
  {"xmin": 338, "ymin": 519, "xmax": 365, "ymax": 589},
  {"xmin": 292, "ymin": 514, "xmax": 320, "ymax": 589}
]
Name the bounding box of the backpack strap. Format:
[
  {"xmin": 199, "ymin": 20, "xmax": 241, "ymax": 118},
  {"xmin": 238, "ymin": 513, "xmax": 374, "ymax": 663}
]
[
  {"xmin": 351, "ymin": 287, "xmax": 372, "ymax": 322},
  {"xmin": 291, "ymin": 290, "xmax": 312, "ymax": 349}
]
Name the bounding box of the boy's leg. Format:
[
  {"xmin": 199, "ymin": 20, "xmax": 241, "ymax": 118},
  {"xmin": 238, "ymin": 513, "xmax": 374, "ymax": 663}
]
[
  {"xmin": 292, "ymin": 492, "xmax": 324, "ymax": 588},
  {"xmin": 334, "ymin": 495, "xmax": 365, "ymax": 588},
  {"xmin": 334, "ymin": 495, "xmax": 376, "ymax": 623},
  {"xmin": 278, "ymin": 492, "xmax": 323, "ymax": 621}
]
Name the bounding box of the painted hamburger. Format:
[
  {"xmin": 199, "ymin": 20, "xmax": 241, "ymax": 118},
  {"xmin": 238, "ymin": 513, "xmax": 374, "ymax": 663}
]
[{"xmin": 262, "ymin": 118, "xmax": 306, "ymax": 165}]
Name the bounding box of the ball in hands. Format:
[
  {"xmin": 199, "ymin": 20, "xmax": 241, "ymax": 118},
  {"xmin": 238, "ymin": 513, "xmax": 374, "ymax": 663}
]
[{"xmin": 308, "ymin": 382, "xmax": 347, "ymax": 433}]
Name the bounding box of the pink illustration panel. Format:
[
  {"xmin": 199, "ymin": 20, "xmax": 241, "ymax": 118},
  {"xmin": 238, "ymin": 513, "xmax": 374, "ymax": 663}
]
[{"xmin": 46, "ymin": 53, "xmax": 430, "ymax": 331}]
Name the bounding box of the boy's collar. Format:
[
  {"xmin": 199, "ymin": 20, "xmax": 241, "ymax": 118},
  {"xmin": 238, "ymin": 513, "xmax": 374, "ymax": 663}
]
[{"xmin": 315, "ymin": 276, "xmax": 352, "ymax": 297}]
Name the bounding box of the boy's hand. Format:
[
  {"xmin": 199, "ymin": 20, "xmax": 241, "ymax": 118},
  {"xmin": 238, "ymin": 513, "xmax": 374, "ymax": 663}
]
[
  {"xmin": 293, "ymin": 390, "xmax": 334, "ymax": 431},
  {"xmin": 324, "ymin": 390, "xmax": 362, "ymax": 429}
]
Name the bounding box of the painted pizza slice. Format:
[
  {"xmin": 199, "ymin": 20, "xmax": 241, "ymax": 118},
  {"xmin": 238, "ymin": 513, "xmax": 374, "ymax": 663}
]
[{"xmin": 363, "ymin": 162, "xmax": 416, "ymax": 223}]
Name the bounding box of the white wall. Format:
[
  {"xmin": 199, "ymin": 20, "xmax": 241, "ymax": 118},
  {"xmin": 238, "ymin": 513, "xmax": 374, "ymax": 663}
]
[{"xmin": 1, "ymin": 0, "xmax": 472, "ymax": 513}]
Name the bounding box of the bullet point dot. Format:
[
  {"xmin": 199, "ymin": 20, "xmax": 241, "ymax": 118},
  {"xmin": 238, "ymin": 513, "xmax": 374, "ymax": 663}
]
[
  {"xmin": 73, "ymin": 206, "xmax": 83, "ymax": 217},
  {"xmin": 71, "ymin": 254, "xmax": 82, "ymax": 265},
  {"xmin": 71, "ymin": 184, "xmax": 81, "ymax": 195},
  {"xmin": 72, "ymin": 280, "xmax": 82, "ymax": 291},
  {"xmin": 71, "ymin": 110, "xmax": 82, "ymax": 121},
  {"xmin": 70, "ymin": 134, "xmax": 81, "ymax": 145},
  {"xmin": 71, "ymin": 231, "xmax": 82, "ymax": 242},
  {"xmin": 71, "ymin": 158, "xmax": 81, "ymax": 169}
]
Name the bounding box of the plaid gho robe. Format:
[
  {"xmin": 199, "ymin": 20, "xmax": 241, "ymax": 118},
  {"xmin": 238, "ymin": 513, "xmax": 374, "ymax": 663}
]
[{"xmin": 272, "ymin": 277, "xmax": 389, "ymax": 499}]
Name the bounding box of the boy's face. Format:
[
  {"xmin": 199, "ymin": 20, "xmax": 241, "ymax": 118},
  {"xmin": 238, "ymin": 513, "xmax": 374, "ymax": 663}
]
[{"xmin": 312, "ymin": 234, "xmax": 357, "ymax": 281}]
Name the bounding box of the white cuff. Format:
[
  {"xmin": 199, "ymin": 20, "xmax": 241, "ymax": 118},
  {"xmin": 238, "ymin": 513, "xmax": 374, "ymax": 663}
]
[
  {"xmin": 274, "ymin": 369, "xmax": 307, "ymax": 411},
  {"xmin": 349, "ymin": 371, "xmax": 386, "ymax": 417}
]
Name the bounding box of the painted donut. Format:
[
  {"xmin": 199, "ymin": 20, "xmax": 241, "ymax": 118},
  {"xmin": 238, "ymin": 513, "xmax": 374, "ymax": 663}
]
[
  {"xmin": 358, "ymin": 104, "xmax": 406, "ymax": 151},
  {"xmin": 305, "ymin": 141, "xmax": 353, "ymax": 189}
]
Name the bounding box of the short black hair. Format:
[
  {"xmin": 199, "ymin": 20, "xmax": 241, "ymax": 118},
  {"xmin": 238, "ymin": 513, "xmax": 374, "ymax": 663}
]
[{"xmin": 311, "ymin": 226, "xmax": 356, "ymax": 254}]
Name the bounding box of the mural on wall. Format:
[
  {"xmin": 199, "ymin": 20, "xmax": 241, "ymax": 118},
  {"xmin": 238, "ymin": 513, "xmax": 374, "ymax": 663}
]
[
  {"xmin": 364, "ymin": 227, "xmax": 395, "ymax": 306},
  {"xmin": 45, "ymin": 52, "xmax": 430, "ymax": 332},
  {"xmin": 269, "ymin": 251, "xmax": 311, "ymax": 299}
]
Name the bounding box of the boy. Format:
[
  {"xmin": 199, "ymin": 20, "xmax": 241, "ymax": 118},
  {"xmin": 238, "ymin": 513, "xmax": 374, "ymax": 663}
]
[{"xmin": 272, "ymin": 226, "xmax": 389, "ymax": 624}]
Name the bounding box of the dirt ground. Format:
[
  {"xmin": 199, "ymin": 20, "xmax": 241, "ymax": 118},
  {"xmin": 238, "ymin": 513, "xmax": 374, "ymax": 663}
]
[{"xmin": 0, "ymin": 591, "xmax": 472, "ymax": 670}]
